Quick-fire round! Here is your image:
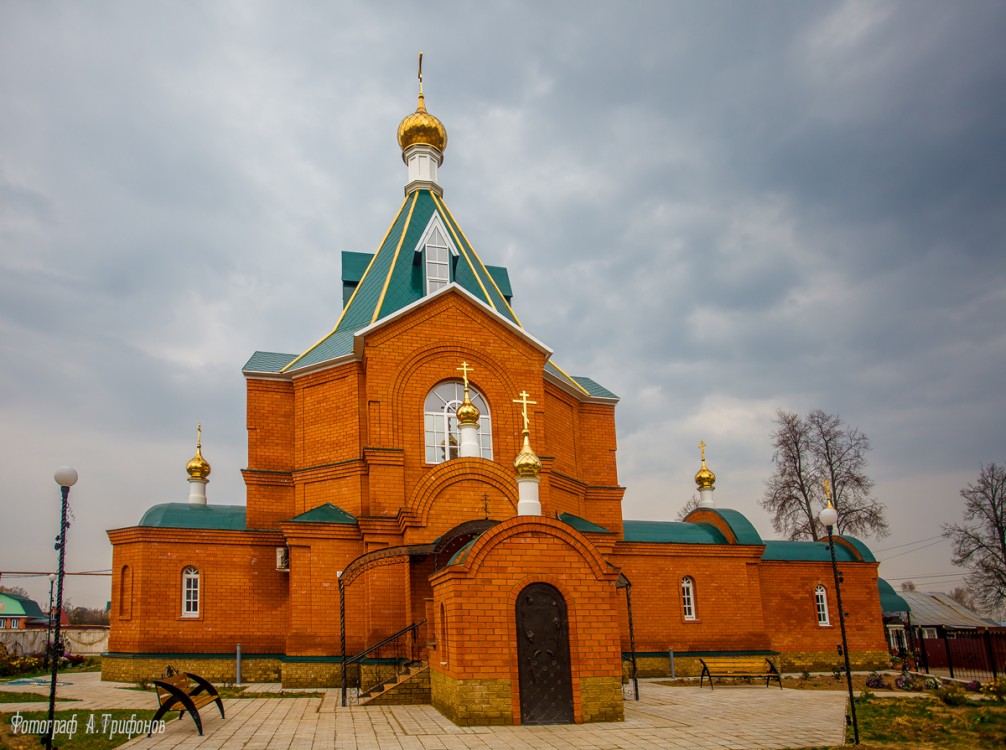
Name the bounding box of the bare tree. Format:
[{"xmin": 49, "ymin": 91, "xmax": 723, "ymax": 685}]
[
  {"xmin": 900, "ymin": 581, "xmax": 916, "ymax": 592},
  {"xmin": 807, "ymin": 410, "xmax": 888, "ymax": 539},
  {"xmin": 676, "ymin": 494, "xmax": 701, "ymax": 521},
  {"xmin": 944, "ymin": 462, "xmax": 1006, "ymax": 612},
  {"xmin": 0, "ymin": 585, "xmax": 30, "ymax": 598},
  {"xmin": 948, "ymin": 586, "xmax": 979, "ymax": 613},
  {"xmin": 761, "ymin": 409, "xmax": 888, "ymax": 541},
  {"xmin": 761, "ymin": 410, "xmax": 824, "ymax": 540}
]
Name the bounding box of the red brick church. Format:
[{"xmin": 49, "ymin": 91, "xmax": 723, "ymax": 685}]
[{"xmin": 104, "ymin": 68, "xmax": 888, "ymax": 725}]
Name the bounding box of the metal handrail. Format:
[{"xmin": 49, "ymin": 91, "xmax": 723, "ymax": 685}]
[
  {"xmin": 345, "ymin": 619, "xmax": 426, "ymax": 666},
  {"xmin": 341, "ymin": 620, "xmax": 426, "ymax": 706}
]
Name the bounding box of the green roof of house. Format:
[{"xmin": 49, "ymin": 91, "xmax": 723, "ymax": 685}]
[
  {"xmin": 695, "ymin": 508, "xmax": 764, "ymax": 545},
  {"xmin": 877, "ymin": 578, "xmax": 910, "ymax": 613},
  {"xmin": 241, "ymin": 188, "xmax": 615, "ymax": 401},
  {"xmin": 288, "ymin": 503, "xmax": 357, "ymax": 525},
  {"xmin": 0, "ymin": 592, "xmax": 45, "ymax": 619},
  {"xmin": 138, "ymin": 503, "xmax": 246, "ymax": 530},
  {"xmin": 622, "ymin": 520, "xmax": 728, "ymax": 544},
  {"xmin": 558, "ymin": 513, "xmax": 612, "ymax": 534}
]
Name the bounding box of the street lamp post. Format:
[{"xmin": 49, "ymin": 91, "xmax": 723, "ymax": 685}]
[
  {"xmin": 819, "ymin": 480, "xmax": 859, "ymax": 745},
  {"xmin": 45, "ymin": 573, "xmax": 56, "ymax": 669},
  {"xmin": 45, "ymin": 466, "xmax": 77, "ymax": 750}
]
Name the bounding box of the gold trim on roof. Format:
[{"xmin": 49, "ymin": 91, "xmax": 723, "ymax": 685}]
[
  {"xmin": 435, "ymin": 196, "xmax": 524, "ymax": 327},
  {"xmin": 281, "ymin": 195, "xmax": 410, "ymax": 373},
  {"xmin": 430, "ymin": 192, "xmax": 496, "ymax": 312},
  {"xmin": 373, "ymin": 190, "xmax": 420, "ymax": 322},
  {"xmin": 545, "ymin": 360, "xmax": 591, "ymax": 396}
]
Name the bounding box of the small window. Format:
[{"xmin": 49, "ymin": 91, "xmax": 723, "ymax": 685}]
[
  {"xmin": 424, "ymin": 381, "xmax": 493, "ymax": 463},
  {"xmin": 9, "ymin": 618, "xmax": 18, "ymax": 629},
  {"xmin": 815, "ymin": 585, "xmax": 830, "ymax": 626},
  {"xmin": 182, "ymin": 566, "xmax": 200, "ymax": 618},
  {"xmin": 0, "ymin": 618, "xmax": 6, "ymax": 629},
  {"xmin": 681, "ymin": 576, "xmax": 696, "ymax": 620},
  {"xmin": 921, "ymin": 627, "xmax": 938, "ymax": 640},
  {"xmin": 425, "ymin": 226, "xmax": 451, "ymax": 293}
]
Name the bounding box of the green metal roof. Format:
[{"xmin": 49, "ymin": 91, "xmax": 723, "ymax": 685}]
[
  {"xmin": 878, "ymin": 578, "xmax": 910, "ymax": 613},
  {"xmin": 558, "ymin": 512, "xmax": 612, "ymax": 534},
  {"xmin": 138, "ymin": 503, "xmax": 246, "ymax": 531},
  {"xmin": 288, "ymin": 503, "xmax": 357, "ymax": 525},
  {"xmin": 622, "ymin": 520, "xmax": 728, "ymax": 544},
  {"xmin": 837, "ymin": 535, "xmax": 877, "ymax": 563},
  {"xmin": 695, "ymin": 508, "xmax": 765, "ymax": 545},
  {"xmin": 242, "ymin": 189, "xmax": 616, "ymax": 401},
  {"xmin": 0, "ymin": 592, "xmax": 45, "ymax": 619},
  {"xmin": 761, "ymin": 540, "xmax": 858, "ymax": 562}
]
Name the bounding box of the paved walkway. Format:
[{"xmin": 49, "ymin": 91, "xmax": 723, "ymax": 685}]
[{"xmin": 1, "ymin": 673, "xmax": 851, "ymax": 749}]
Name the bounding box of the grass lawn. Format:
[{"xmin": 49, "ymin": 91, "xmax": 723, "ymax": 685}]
[
  {"xmin": 836, "ymin": 693, "xmax": 1006, "ymax": 749},
  {"xmin": 0, "ymin": 709, "xmax": 158, "ymax": 750},
  {"xmin": 0, "ymin": 692, "xmax": 78, "ymax": 704}
]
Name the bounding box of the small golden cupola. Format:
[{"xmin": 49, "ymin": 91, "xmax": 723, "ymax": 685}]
[
  {"xmin": 695, "ymin": 440, "xmax": 716, "ymax": 508},
  {"xmin": 186, "ymin": 424, "xmax": 211, "ymax": 505},
  {"xmin": 513, "ymin": 390, "xmax": 542, "ymax": 515},
  {"xmin": 398, "ymin": 53, "xmax": 448, "ymax": 196},
  {"xmin": 456, "ymin": 362, "xmax": 481, "ymax": 458}
]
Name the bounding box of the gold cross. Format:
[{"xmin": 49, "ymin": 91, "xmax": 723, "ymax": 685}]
[
  {"xmin": 456, "ymin": 361, "xmax": 473, "ymax": 390},
  {"xmin": 513, "ymin": 390, "xmax": 537, "ymax": 432},
  {"xmin": 699, "ymin": 440, "xmax": 706, "ymax": 463},
  {"xmin": 197, "ymin": 423, "xmax": 202, "ymax": 449},
  {"xmin": 823, "ymin": 479, "xmax": 831, "ymax": 501},
  {"xmin": 418, "ymin": 52, "xmax": 424, "ymax": 94}
]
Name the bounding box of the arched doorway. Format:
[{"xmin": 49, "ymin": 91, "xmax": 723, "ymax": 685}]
[{"xmin": 515, "ymin": 582, "xmax": 573, "ymax": 724}]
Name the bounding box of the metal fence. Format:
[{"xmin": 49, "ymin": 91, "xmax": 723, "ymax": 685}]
[{"xmin": 912, "ymin": 627, "xmax": 1006, "ymax": 682}]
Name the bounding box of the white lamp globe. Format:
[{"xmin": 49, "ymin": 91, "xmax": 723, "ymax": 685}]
[
  {"xmin": 819, "ymin": 505, "xmax": 838, "ymax": 529},
  {"xmin": 53, "ymin": 466, "xmax": 78, "ymax": 488}
]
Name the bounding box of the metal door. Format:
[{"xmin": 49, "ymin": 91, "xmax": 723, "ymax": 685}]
[{"xmin": 515, "ymin": 583, "xmax": 573, "ymax": 724}]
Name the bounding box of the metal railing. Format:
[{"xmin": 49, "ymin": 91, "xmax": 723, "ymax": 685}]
[
  {"xmin": 340, "ymin": 620, "xmax": 426, "ymax": 707},
  {"xmin": 912, "ymin": 627, "xmax": 1006, "ymax": 683}
]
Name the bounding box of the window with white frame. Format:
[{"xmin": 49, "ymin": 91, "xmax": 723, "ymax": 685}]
[
  {"xmin": 424, "ymin": 381, "xmax": 492, "ymax": 463},
  {"xmin": 9, "ymin": 618, "xmax": 18, "ymax": 629},
  {"xmin": 815, "ymin": 585, "xmax": 830, "ymax": 626},
  {"xmin": 425, "ymin": 225, "xmax": 451, "ymax": 293},
  {"xmin": 182, "ymin": 566, "xmax": 200, "ymax": 618},
  {"xmin": 0, "ymin": 618, "xmax": 6, "ymax": 629},
  {"xmin": 681, "ymin": 576, "xmax": 696, "ymax": 620}
]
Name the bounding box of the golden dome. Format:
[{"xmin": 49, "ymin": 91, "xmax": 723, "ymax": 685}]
[
  {"xmin": 514, "ymin": 432, "xmax": 542, "ymax": 479},
  {"xmin": 397, "ymin": 92, "xmax": 447, "ymax": 154},
  {"xmin": 695, "ymin": 463, "xmax": 715, "ymax": 490},
  {"xmin": 456, "ymin": 391, "xmax": 480, "ymax": 426},
  {"xmin": 186, "ymin": 425, "xmax": 211, "ymax": 481}
]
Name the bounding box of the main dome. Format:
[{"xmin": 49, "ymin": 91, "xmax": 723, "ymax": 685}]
[{"xmin": 397, "ymin": 92, "xmax": 447, "ymax": 153}]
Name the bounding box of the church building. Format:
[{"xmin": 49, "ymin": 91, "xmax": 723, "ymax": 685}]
[{"xmin": 104, "ymin": 67, "xmax": 889, "ymax": 726}]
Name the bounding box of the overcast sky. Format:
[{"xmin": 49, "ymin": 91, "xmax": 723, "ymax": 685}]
[{"xmin": 2, "ymin": 1, "xmax": 1004, "ymax": 609}]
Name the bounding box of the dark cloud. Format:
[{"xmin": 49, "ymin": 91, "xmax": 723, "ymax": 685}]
[{"xmin": 1, "ymin": 1, "xmax": 1004, "ymax": 607}]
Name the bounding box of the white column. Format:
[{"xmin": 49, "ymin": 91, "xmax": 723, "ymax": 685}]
[
  {"xmin": 188, "ymin": 479, "xmax": 207, "ymax": 505},
  {"xmin": 517, "ymin": 477, "xmax": 541, "ymax": 516},
  {"xmin": 459, "ymin": 423, "xmax": 480, "ymax": 458},
  {"xmin": 698, "ymin": 486, "xmax": 714, "ymax": 508}
]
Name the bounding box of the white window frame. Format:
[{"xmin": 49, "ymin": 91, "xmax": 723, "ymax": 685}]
[
  {"xmin": 182, "ymin": 566, "xmax": 200, "ymax": 618},
  {"xmin": 0, "ymin": 618, "xmax": 6, "ymax": 629},
  {"xmin": 921, "ymin": 627, "xmax": 938, "ymax": 640},
  {"xmin": 9, "ymin": 618, "xmax": 18, "ymax": 629},
  {"xmin": 413, "ymin": 214, "xmax": 460, "ymax": 295},
  {"xmin": 815, "ymin": 585, "xmax": 830, "ymax": 626},
  {"xmin": 424, "ymin": 381, "xmax": 492, "ymax": 464},
  {"xmin": 681, "ymin": 576, "xmax": 696, "ymax": 620}
]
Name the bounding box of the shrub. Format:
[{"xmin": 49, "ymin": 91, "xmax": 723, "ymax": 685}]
[
  {"xmin": 981, "ymin": 676, "xmax": 1006, "ymax": 701},
  {"xmin": 865, "ymin": 672, "xmax": 890, "ymax": 690},
  {"xmin": 895, "ymin": 673, "xmax": 922, "ymax": 691},
  {"xmin": 965, "ymin": 680, "xmax": 982, "ymax": 692},
  {"xmin": 937, "ymin": 686, "xmax": 971, "ymax": 706}
]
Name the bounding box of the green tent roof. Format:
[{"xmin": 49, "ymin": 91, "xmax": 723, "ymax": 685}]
[
  {"xmin": 762, "ymin": 540, "xmax": 858, "ymax": 562},
  {"xmin": 288, "ymin": 503, "xmax": 357, "ymax": 525},
  {"xmin": 138, "ymin": 503, "xmax": 246, "ymax": 531}
]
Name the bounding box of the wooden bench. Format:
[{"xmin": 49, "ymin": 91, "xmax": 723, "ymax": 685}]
[
  {"xmin": 150, "ymin": 671, "xmax": 225, "ymax": 736},
  {"xmin": 698, "ymin": 657, "xmax": 782, "ymax": 689}
]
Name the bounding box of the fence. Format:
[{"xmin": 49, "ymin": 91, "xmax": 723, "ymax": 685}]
[
  {"xmin": 0, "ymin": 627, "xmax": 108, "ymax": 656},
  {"xmin": 912, "ymin": 627, "xmax": 1006, "ymax": 683}
]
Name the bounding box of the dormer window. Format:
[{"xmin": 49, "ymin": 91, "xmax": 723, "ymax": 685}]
[
  {"xmin": 415, "ymin": 214, "xmax": 459, "ymax": 295},
  {"xmin": 426, "ymin": 226, "xmax": 450, "ymax": 293}
]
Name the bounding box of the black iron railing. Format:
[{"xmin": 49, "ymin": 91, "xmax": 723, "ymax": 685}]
[
  {"xmin": 911, "ymin": 626, "xmax": 1006, "ymax": 682},
  {"xmin": 341, "ymin": 620, "xmax": 426, "ymax": 707}
]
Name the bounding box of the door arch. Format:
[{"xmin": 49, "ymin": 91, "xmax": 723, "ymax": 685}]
[{"xmin": 515, "ymin": 582, "xmax": 573, "ymax": 724}]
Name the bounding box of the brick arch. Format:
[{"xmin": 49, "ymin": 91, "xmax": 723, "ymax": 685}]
[
  {"xmin": 407, "ymin": 457, "xmax": 518, "ymax": 524},
  {"xmin": 387, "ymin": 342, "xmax": 522, "ymax": 444},
  {"xmin": 460, "ymin": 516, "xmax": 614, "ymax": 582}
]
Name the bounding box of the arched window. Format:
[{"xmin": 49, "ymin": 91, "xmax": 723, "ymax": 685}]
[
  {"xmin": 424, "ymin": 381, "xmax": 492, "ymax": 463},
  {"xmin": 815, "ymin": 585, "xmax": 830, "ymax": 626},
  {"xmin": 182, "ymin": 566, "xmax": 200, "ymax": 618},
  {"xmin": 681, "ymin": 576, "xmax": 696, "ymax": 620},
  {"xmin": 425, "ymin": 225, "xmax": 451, "ymax": 293},
  {"xmin": 119, "ymin": 565, "xmax": 132, "ymax": 619}
]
